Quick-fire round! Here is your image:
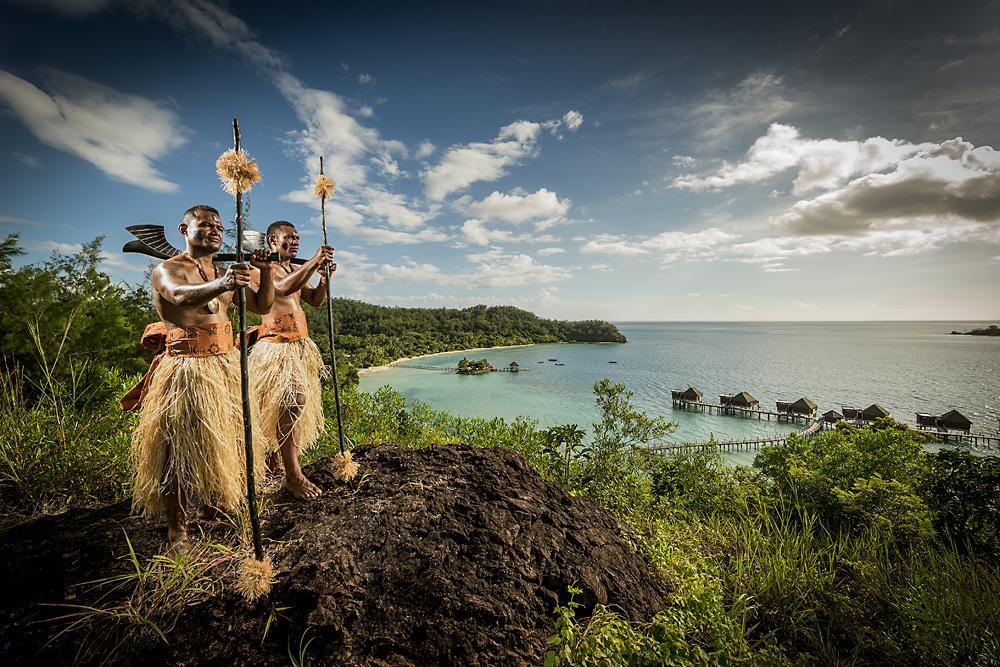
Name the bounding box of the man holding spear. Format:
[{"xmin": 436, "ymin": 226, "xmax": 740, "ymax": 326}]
[
  {"xmin": 247, "ymin": 220, "xmax": 334, "ymax": 498},
  {"xmin": 130, "ymin": 204, "xmax": 274, "ymax": 552}
]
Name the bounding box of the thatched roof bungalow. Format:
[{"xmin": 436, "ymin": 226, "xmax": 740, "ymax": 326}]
[
  {"xmin": 915, "ymin": 413, "xmax": 938, "ymax": 428},
  {"xmin": 729, "ymin": 390, "xmax": 759, "ymax": 409},
  {"xmin": 861, "ymin": 404, "xmax": 891, "ymax": 420},
  {"xmin": 842, "ymin": 406, "xmax": 860, "ymax": 419},
  {"xmin": 673, "ymin": 386, "xmax": 703, "ymax": 402},
  {"xmin": 778, "ymin": 398, "xmax": 817, "ymax": 416},
  {"xmin": 791, "ymin": 398, "xmax": 818, "ymax": 415},
  {"xmin": 938, "ymin": 409, "xmax": 972, "ymax": 432},
  {"xmin": 822, "ymin": 409, "xmax": 843, "ymax": 423},
  {"xmin": 508, "ymin": 361, "xmax": 520, "ymax": 371}
]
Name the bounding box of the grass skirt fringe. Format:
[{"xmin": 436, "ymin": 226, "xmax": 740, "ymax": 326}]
[
  {"xmin": 248, "ymin": 338, "xmax": 327, "ymax": 454},
  {"xmin": 131, "ymin": 349, "xmax": 265, "ymax": 517}
]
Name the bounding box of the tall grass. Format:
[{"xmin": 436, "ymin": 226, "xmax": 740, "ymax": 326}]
[{"xmin": 0, "ymin": 321, "xmax": 137, "ymax": 523}]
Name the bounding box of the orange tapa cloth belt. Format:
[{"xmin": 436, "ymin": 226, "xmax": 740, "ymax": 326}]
[
  {"xmin": 120, "ymin": 321, "xmax": 234, "ymax": 412},
  {"xmin": 248, "ymin": 311, "xmax": 310, "ymax": 345}
]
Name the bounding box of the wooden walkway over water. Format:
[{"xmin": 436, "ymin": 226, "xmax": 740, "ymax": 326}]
[
  {"xmin": 390, "ymin": 362, "xmax": 528, "ymax": 373},
  {"xmin": 647, "ymin": 419, "xmax": 823, "ymax": 453},
  {"xmin": 390, "ymin": 363, "xmax": 455, "ymax": 371},
  {"xmin": 927, "ymin": 431, "xmax": 1000, "ymax": 450},
  {"xmin": 671, "ymin": 398, "xmax": 815, "ymax": 423},
  {"xmin": 652, "ymin": 410, "xmax": 999, "ymax": 453}
]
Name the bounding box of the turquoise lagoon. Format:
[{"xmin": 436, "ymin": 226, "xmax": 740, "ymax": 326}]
[{"xmin": 359, "ymin": 322, "xmax": 1000, "ymax": 464}]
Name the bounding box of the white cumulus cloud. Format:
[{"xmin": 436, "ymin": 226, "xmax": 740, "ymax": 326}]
[
  {"xmin": 673, "ymin": 123, "xmax": 933, "ymax": 194},
  {"xmin": 562, "ymin": 110, "xmax": 583, "ymax": 131},
  {"xmin": 0, "ymin": 68, "xmax": 188, "ymax": 192},
  {"xmin": 424, "ymin": 121, "xmax": 542, "ymax": 200},
  {"xmin": 467, "ymin": 188, "xmax": 571, "ymax": 227}
]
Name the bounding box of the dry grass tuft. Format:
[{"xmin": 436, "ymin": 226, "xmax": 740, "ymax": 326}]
[
  {"xmin": 334, "ymin": 450, "xmax": 360, "ymax": 481},
  {"xmin": 236, "ymin": 555, "xmax": 275, "ymax": 602},
  {"xmin": 216, "ymin": 149, "xmax": 262, "ymax": 195},
  {"xmin": 313, "ymin": 174, "xmax": 336, "ymax": 199}
]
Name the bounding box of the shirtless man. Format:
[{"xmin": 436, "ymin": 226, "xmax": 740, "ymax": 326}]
[
  {"xmin": 247, "ymin": 220, "xmax": 334, "ymax": 499},
  {"xmin": 129, "ymin": 204, "xmax": 274, "ymax": 550}
]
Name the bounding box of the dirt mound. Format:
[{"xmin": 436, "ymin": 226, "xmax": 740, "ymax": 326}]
[{"xmin": 1, "ymin": 444, "xmax": 670, "ymax": 665}]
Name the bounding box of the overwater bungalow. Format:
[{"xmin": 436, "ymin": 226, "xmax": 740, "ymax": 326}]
[
  {"xmin": 915, "ymin": 413, "xmax": 938, "ymax": 428},
  {"xmin": 777, "ymin": 398, "xmax": 817, "ymax": 416},
  {"xmin": 822, "ymin": 409, "xmax": 844, "ymax": 423},
  {"xmin": 842, "ymin": 406, "xmax": 860, "ymax": 419},
  {"xmin": 723, "ymin": 390, "xmax": 759, "ymax": 409},
  {"xmin": 735, "ymin": 391, "xmax": 760, "ymax": 409},
  {"xmin": 938, "ymin": 409, "xmax": 972, "ymax": 433},
  {"xmin": 671, "ymin": 386, "xmax": 704, "ymax": 403},
  {"xmin": 861, "ymin": 404, "xmax": 891, "ymax": 421},
  {"xmin": 508, "ymin": 361, "xmax": 520, "ymax": 372}
]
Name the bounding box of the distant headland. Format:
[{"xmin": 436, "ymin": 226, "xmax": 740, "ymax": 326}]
[
  {"xmin": 950, "ymin": 324, "xmax": 1000, "ymax": 336},
  {"xmin": 306, "ymin": 300, "xmax": 626, "ymax": 370}
]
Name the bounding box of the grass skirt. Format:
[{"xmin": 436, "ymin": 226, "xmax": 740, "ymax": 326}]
[
  {"xmin": 131, "ymin": 349, "xmax": 265, "ymax": 516},
  {"xmin": 249, "ymin": 338, "xmax": 327, "ymax": 454}
]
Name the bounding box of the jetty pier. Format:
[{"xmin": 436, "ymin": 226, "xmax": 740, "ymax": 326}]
[
  {"xmin": 389, "ymin": 361, "xmax": 527, "ymax": 373},
  {"xmin": 667, "ymin": 384, "xmax": 1000, "ymax": 452},
  {"xmin": 671, "ymin": 391, "xmax": 816, "ymax": 423},
  {"xmin": 647, "ymin": 419, "xmax": 824, "ymax": 454}
]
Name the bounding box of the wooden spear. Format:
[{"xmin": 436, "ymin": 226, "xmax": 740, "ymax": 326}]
[
  {"xmin": 220, "ymin": 118, "xmax": 272, "ymax": 600},
  {"xmin": 315, "ymin": 157, "xmax": 358, "ymax": 480}
]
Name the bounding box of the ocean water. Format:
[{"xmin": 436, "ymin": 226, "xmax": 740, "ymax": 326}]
[{"xmin": 358, "ymin": 322, "xmax": 1000, "ymax": 464}]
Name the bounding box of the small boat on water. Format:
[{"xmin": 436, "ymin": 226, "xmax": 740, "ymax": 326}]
[
  {"xmin": 548, "ymin": 358, "xmax": 558, "ymax": 361},
  {"xmin": 608, "ymin": 361, "xmax": 617, "ymax": 364},
  {"xmin": 537, "ymin": 361, "xmax": 544, "ymax": 364},
  {"xmin": 555, "ymin": 363, "xmax": 565, "ymax": 366}
]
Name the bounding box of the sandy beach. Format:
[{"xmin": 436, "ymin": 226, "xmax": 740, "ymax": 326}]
[{"xmin": 357, "ymin": 343, "xmax": 537, "ymax": 376}]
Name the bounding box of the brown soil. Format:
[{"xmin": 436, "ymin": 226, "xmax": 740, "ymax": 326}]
[{"xmin": 0, "ymin": 444, "xmax": 670, "ymax": 665}]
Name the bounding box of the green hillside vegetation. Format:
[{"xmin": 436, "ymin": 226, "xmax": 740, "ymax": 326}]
[
  {"xmin": 1, "ymin": 235, "xmax": 998, "ymax": 664},
  {"xmin": 310, "ymin": 299, "xmax": 626, "ymax": 368}
]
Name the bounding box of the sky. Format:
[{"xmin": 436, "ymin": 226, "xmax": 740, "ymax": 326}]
[{"xmin": 1, "ymin": 0, "xmax": 998, "ymax": 321}]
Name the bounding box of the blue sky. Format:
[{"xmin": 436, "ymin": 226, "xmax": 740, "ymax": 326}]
[{"xmin": 1, "ymin": 0, "xmax": 998, "ymax": 320}]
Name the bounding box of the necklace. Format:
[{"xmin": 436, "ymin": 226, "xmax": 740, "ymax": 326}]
[{"xmin": 185, "ymin": 253, "xmax": 221, "ymax": 314}]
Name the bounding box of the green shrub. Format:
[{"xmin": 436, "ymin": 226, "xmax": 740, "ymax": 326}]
[
  {"xmin": 754, "ymin": 421, "xmax": 932, "ymax": 541},
  {"xmin": 833, "ymin": 475, "xmax": 933, "ymax": 544},
  {"xmin": 924, "ymin": 449, "xmax": 1000, "ymax": 558}
]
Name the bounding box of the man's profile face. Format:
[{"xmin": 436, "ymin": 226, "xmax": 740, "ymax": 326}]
[
  {"xmin": 269, "ymin": 225, "xmax": 300, "ymax": 258},
  {"xmin": 181, "ymin": 209, "xmax": 224, "ymax": 252}
]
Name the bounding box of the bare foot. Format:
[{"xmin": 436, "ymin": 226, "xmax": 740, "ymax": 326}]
[
  {"xmin": 286, "ymin": 473, "xmax": 322, "ymax": 499},
  {"xmin": 168, "ymin": 527, "xmax": 191, "ymax": 555}
]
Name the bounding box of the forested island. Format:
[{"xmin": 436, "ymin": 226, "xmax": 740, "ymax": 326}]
[
  {"xmin": 457, "ymin": 358, "xmax": 495, "ymax": 375},
  {"xmin": 951, "ymin": 324, "xmax": 1000, "ymax": 336}
]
